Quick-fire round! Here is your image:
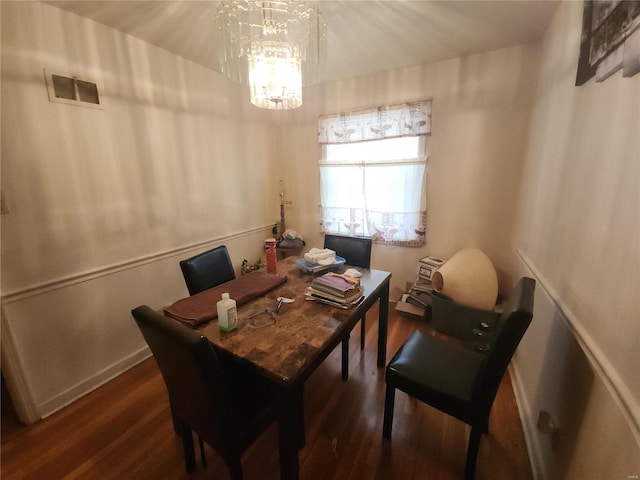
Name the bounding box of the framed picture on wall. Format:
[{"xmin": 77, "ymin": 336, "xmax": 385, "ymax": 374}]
[{"xmin": 576, "ymin": 0, "xmax": 640, "ymax": 85}]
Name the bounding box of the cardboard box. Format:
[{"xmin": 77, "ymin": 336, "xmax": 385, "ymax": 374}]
[{"xmin": 395, "ymin": 297, "xmax": 426, "ymax": 317}]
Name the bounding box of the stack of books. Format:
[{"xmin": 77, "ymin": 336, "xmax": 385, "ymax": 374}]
[
  {"xmin": 405, "ymin": 256, "xmax": 444, "ymax": 308},
  {"xmin": 305, "ymin": 272, "xmax": 364, "ymax": 308}
]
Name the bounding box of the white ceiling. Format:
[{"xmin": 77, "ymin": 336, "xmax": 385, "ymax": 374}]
[{"xmin": 46, "ymin": 0, "xmax": 560, "ymax": 83}]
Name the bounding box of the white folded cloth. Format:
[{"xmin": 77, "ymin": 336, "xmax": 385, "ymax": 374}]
[
  {"xmin": 317, "ymin": 256, "xmax": 337, "ymax": 266},
  {"xmin": 304, "ymin": 248, "xmax": 336, "ymax": 265},
  {"xmin": 343, "ymin": 268, "xmax": 363, "ymax": 278}
]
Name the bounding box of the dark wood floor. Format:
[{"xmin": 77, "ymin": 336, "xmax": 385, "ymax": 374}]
[{"xmin": 1, "ymin": 306, "xmax": 532, "ymax": 480}]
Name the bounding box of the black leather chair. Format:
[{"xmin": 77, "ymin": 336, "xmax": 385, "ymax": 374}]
[
  {"xmin": 180, "ymin": 245, "xmax": 235, "ymax": 296},
  {"xmin": 323, "ymin": 234, "xmax": 373, "ymax": 380},
  {"xmin": 382, "ymin": 277, "xmax": 535, "ymax": 480},
  {"xmin": 131, "ymin": 306, "xmax": 278, "ymax": 480},
  {"xmin": 324, "ymin": 234, "xmax": 372, "ymax": 270}
]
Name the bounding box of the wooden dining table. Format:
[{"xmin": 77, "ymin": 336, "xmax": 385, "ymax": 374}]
[{"xmin": 188, "ymin": 255, "xmax": 391, "ymax": 480}]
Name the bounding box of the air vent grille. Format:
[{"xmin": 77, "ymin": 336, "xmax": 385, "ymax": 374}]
[{"xmin": 45, "ymin": 69, "xmax": 104, "ymax": 109}]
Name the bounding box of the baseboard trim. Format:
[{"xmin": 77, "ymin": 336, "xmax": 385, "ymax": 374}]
[
  {"xmin": 1, "ymin": 224, "xmax": 273, "ymax": 304},
  {"xmin": 509, "ymin": 362, "xmax": 546, "ymax": 480},
  {"xmin": 515, "ymin": 248, "xmax": 640, "ymax": 445},
  {"xmin": 38, "ymin": 346, "xmax": 152, "ymax": 421}
]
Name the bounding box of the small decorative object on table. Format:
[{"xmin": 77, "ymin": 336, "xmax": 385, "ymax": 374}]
[{"xmin": 241, "ymin": 258, "xmax": 264, "ymax": 275}]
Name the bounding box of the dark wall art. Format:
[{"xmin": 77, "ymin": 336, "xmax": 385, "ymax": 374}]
[{"xmin": 576, "ymin": 0, "xmax": 640, "ymax": 85}]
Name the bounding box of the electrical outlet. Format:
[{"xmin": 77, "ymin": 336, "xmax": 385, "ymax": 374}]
[
  {"xmin": 537, "ymin": 410, "xmax": 559, "ymax": 448},
  {"xmin": 1, "ymin": 191, "xmax": 9, "ymax": 214}
]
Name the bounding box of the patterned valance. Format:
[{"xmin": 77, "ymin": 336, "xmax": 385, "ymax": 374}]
[{"xmin": 318, "ymin": 100, "xmax": 431, "ymax": 145}]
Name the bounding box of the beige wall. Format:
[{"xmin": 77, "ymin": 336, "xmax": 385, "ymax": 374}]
[
  {"xmin": 511, "ymin": 2, "xmax": 640, "ymax": 478},
  {"xmin": 516, "ymin": 1, "xmax": 639, "ymax": 408},
  {"xmin": 280, "ymin": 43, "xmax": 541, "ymax": 297},
  {"xmin": 1, "ymin": 2, "xmax": 282, "ymax": 291},
  {"xmin": 1, "ymin": 2, "xmax": 282, "ymax": 421}
]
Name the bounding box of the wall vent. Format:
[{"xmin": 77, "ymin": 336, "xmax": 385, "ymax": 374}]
[{"xmin": 44, "ymin": 69, "xmax": 105, "ymax": 109}]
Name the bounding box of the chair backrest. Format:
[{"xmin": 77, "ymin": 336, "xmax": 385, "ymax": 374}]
[
  {"xmin": 474, "ymin": 277, "xmax": 535, "ymax": 414},
  {"xmin": 323, "ymin": 234, "xmax": 372, "ymax": 268},
  {"xmin": 180, "ymin": 245, "xmax": 235, "ymax": 296},
  {"xmin": 131, "ymin": 306, "xmax": 232, "ymax": 454}
]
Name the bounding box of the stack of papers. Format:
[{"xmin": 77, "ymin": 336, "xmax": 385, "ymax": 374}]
[{"xmin": 305, "ymin": 272, "xmax": 364, "ymax": 308}]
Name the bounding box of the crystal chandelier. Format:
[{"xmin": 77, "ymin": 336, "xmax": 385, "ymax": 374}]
[{"xmin": 215, "ymin": 1, "xmax": 326, "ymax": 110}]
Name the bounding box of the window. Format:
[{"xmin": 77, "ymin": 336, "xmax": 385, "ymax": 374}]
[{"xmin": 318, "ymin": 100, "xmax": 431, "ymax": 246}]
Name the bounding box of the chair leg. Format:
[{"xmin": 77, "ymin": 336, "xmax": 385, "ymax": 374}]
[
  {"xmin": 341, "ymin": 335, "xmax": 350, "ymax": 380},
  {"xmin": 180, "ymin": 421, "xmax": 196, "ymax": 474},
  {"xmin": 360, "ymin": 314, "xmax": 366, "ymax": 349},
  {"xmin": 382, "ymin": 384, "xmax": 395, "ymax": 439},
  {"xmin": 228, "ymin": 455, "xmax": 243, "ymax": 480},
  {"xmin": 199, "ymin": 435, "xmax": 207, "ymax": 468},
  {"xmin": 297, "ymin": 386, "xmax": 306, "ymax": 449},
  {"xmin": 464, "ymin": 426, "xmax": 483, "ymax": 480},
  {"xmin": 171, "ymin": 404, "xmax": 181, "ymax": 434}
]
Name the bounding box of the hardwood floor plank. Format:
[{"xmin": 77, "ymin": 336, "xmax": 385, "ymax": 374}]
[{"xmin": 1, "ymin": 306, "xmax": 533, "ymax": 480}]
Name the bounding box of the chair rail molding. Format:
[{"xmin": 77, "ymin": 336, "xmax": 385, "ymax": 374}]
[
  {"xmin": 1, "ymin": 224, "xmax": 274, "ymax": 305},
  {"xmin": 515, "ymin": 248, "xmax": 640, "ymax": 444}
]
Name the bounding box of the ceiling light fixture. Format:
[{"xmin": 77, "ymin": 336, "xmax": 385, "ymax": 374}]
[{"xmin": 215, "ymin": 0, "xmax": 326, "ymax": 110}]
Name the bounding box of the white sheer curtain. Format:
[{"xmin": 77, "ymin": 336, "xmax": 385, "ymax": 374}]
[{"xmin": 318, "ymin": 100, "xmax": 431, "ymax": 246}]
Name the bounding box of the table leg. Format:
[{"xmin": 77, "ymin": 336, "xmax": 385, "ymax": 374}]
[
  {"xmin": 278, "ymin": 385, "xmax": 302, "ymax": 480},
  {"xmin": 341, "ymin": 335, "xmax": 350, "ymax": 380},
  {"xmin": 377, "ymin": 281, "xmax": 390, "ymax": 368},
  {"xmin": 297, "ymin": 386, "xmax": 305, "ymax": 448}
]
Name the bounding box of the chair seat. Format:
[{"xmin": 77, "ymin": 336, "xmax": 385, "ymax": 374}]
[{"xmin": 386, "ymin": 331, "xmax": 486, "ymax": 418}]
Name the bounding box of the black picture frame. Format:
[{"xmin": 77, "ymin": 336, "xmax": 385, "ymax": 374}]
[{"xmin": 575, "ymin": 0, "xmax": 640, "ymax": 86}]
